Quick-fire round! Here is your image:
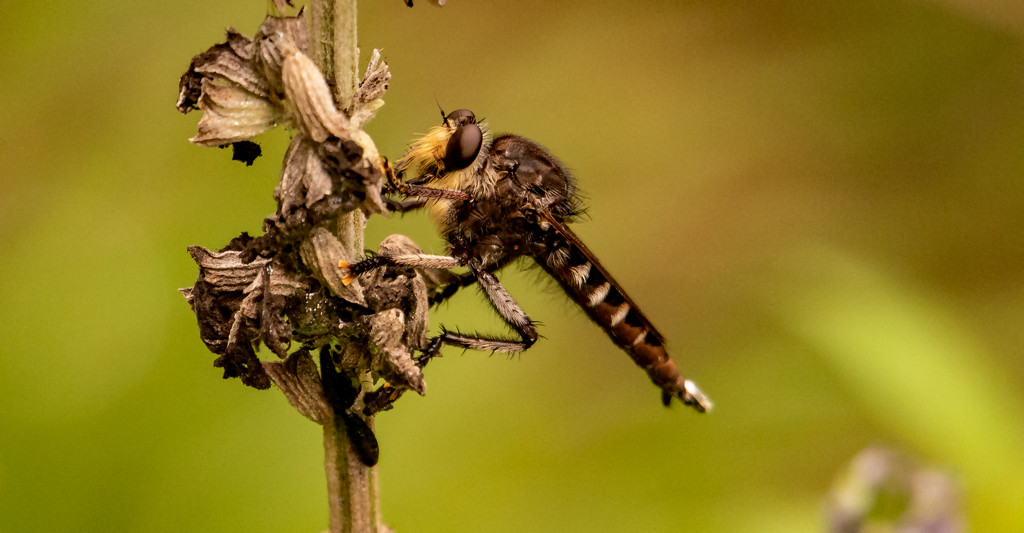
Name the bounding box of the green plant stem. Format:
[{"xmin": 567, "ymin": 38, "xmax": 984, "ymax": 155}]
[
  {"xmin": 322, "ymin": 413, "xmax": 379, "ymax": 533},
  {"xmin": 309, "ymin": 1, "xmax": 379, "ymax": 532}
]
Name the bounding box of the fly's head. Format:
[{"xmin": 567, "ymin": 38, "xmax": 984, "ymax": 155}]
[{"xmin": 396, "ymin": 108, "xmax": 497, "ymax": 198}]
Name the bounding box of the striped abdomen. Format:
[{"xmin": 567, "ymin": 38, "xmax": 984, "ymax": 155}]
[{"xmin": 533, "ymin": 217, "xmax": 711, "ymax": 412}]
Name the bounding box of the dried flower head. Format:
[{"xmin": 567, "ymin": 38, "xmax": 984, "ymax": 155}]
[{"xmin": 177, "ymin": 11, "xmax": 389, "ymax": 214}]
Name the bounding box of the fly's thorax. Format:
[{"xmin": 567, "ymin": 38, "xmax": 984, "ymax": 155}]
[{"xmin": 489, "ymin": 134, "xmax": 579, "ymax": 219}]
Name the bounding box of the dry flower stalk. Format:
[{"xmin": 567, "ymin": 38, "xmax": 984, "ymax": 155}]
[
  {"xmin": 177, "ymin": 11, "xmax": 428, "ymax": 461},
  {"xmin": 176, "ymin": 4, "xmax": 448, "ymax": 531}
]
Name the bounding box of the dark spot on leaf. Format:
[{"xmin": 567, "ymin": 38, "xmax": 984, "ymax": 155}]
[{"xmin": 231, "ymin": 141, "xmax": 262, "ymax": 165}]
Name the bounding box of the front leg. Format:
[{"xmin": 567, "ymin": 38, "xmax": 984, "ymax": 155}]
[
  {"xmin": 339, "ymin": 253, "xmax": 465, "ymax": 286},
  {"xmin": 384, "ymin": 197, "xmax": 430, "ymax": 213},
  {"xmin": 340, "ymin": 250, "xmax": 478, "ymax": 305},
  {"xmin": 381, "ymin": 157, "xmax": 470, "ymax": 204}
]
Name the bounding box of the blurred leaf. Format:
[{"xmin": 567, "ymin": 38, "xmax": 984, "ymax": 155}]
[{"xmin": 774, "ymin": 246, "xmax": 1024, "ymax": 530}]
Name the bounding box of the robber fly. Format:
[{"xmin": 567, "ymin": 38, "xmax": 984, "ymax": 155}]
[{"xmin": 343, "ymin": 109, "xmax": 712, "ymax": 412}]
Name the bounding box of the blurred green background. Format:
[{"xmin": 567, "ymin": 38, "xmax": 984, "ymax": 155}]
[{"xmin": 2, "ymin": 0, "xmax": 1023, "ymax": 531}]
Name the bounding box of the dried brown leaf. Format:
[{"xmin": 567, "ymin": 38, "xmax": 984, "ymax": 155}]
[
  {"xmin": 365, "ymin": 309, "xmax": 425, "ymax": 395},
  {"xmin": 190, "ymin": 80, "xmax": 282, "ymax": 146},
  {"xmin": 188, "ymin": 246, "xmax": 269, "ymax": 292},
  {"xmin": 281, "ymin": 43, "xmax": 352, "ymax": 142},
  {"xmin": 192, "ymin": 30, "xmax": 265, "ymax": 98},
  {"xmin": 300, "ymin": 227, "xmax": 366, "ymax": 306},
  {"xmin": 349, "ymin": 49, "xmax": 390, "ymax": 129},
  {"xmin": 263, "ymin": 349, "xmax": 329, "ymax": 424},
  {"xmin": 254, "ymin": 12, "xmax": 308, "ymax": 97},
  {"xmin": 276, "ymin": 136, "xmax": 334, "ymax": 214}
]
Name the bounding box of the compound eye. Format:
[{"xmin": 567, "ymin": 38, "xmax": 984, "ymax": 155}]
[
  {"xmin": 445, "ymin": 108, "xmax": 476, "ymax": 126},
  {"xmin": 443, "ymin": 123, "xmax": 482, "ymax": 171}
]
